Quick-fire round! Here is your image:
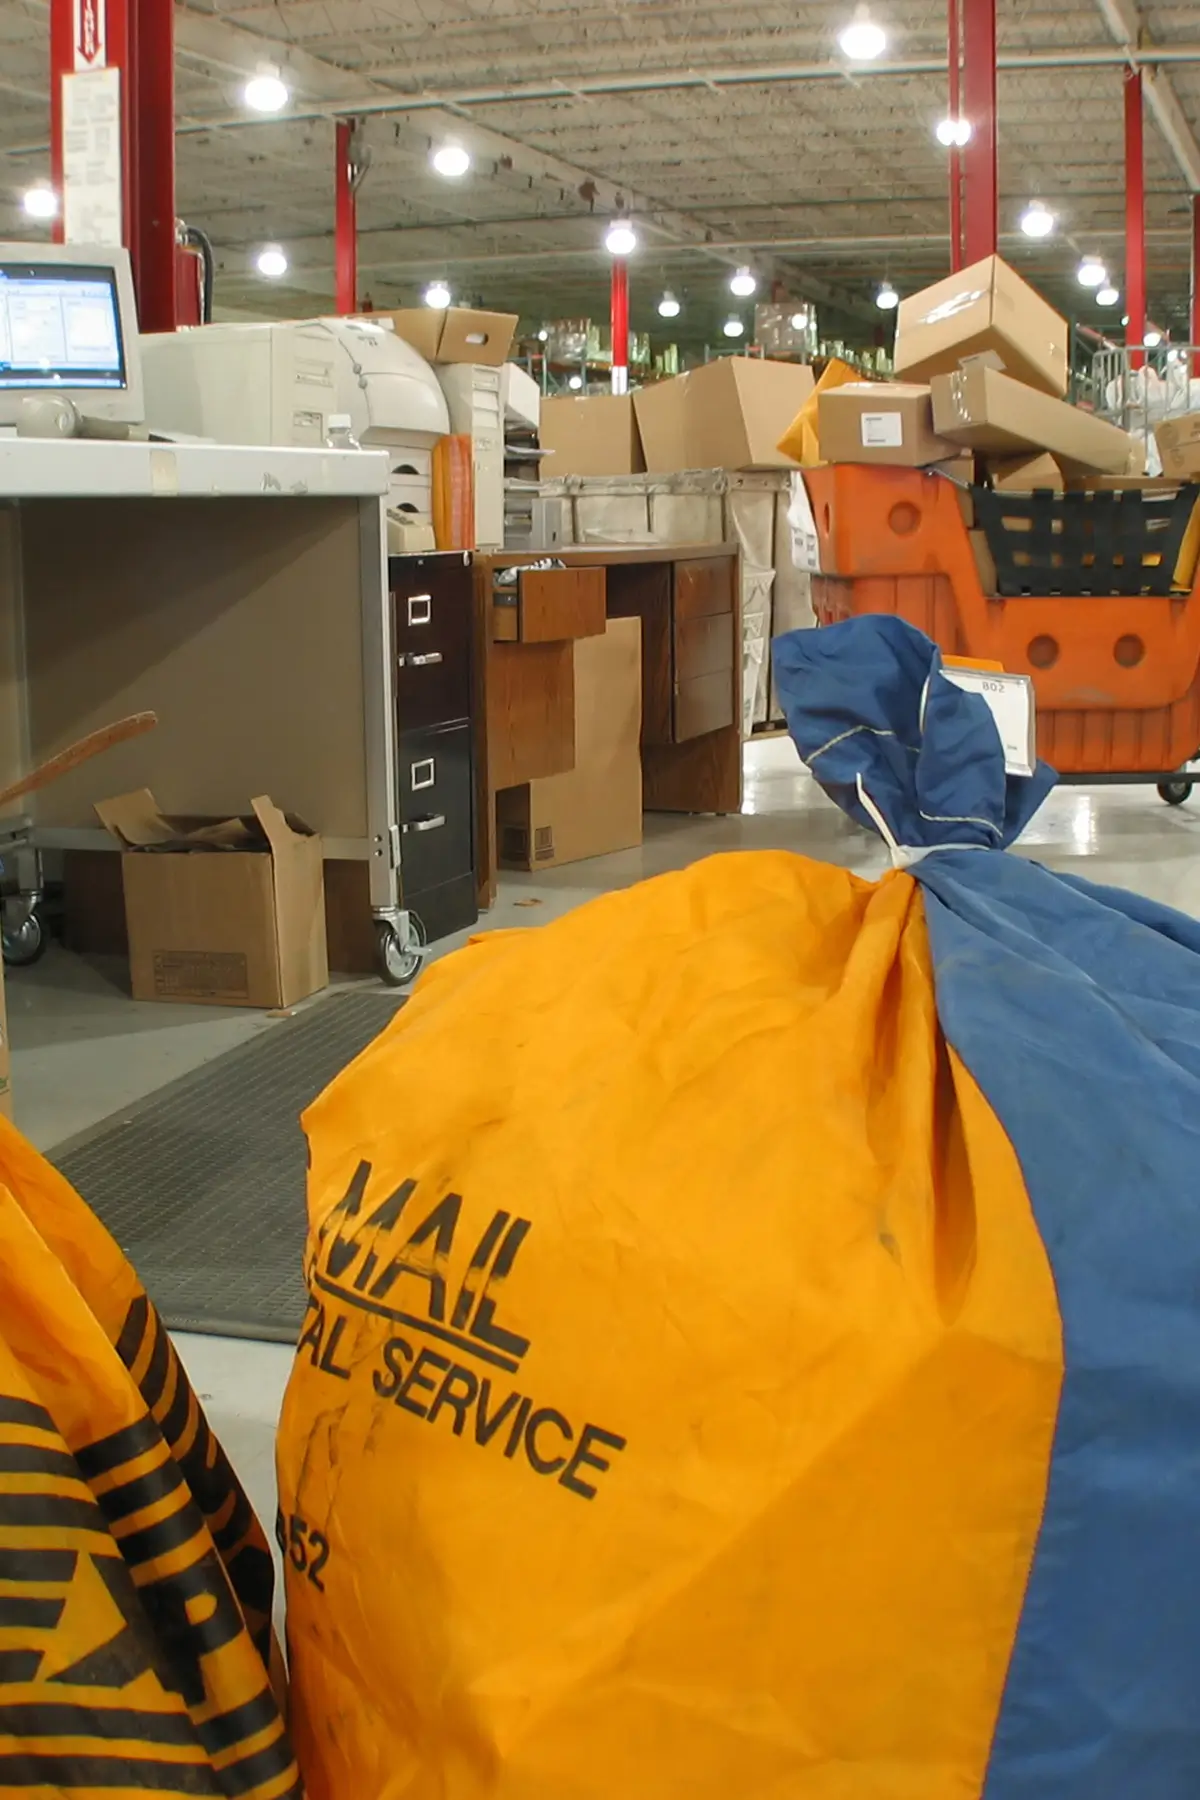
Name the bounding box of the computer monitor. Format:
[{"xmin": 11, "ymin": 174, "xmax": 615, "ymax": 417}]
[{"xmin": 0, "ymin": 241, "xmax": 143, "ymax": 430}]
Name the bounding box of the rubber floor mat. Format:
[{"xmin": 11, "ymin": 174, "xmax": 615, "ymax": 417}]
[{"xmin": 51, "ymin": 990, "xmax": 404, "ymax": 1342}]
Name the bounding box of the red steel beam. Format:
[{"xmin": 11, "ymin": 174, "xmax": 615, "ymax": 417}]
[
  {"xmin": 1125, "ymin": 66, "xmax": 1147, "ymax": 370},
  {"xmin": 610, "ymin": 257, "xmax": 629, "ymax": 394},
  {"xmin": 128, "ymin": 0, "xmax": 177, "ymax": 332},
  {"xmin": 961, "ymin": 0, "xmax": 997, "ymax": 266},
  {"xmin": 335, "ymin": 118, "xmax": 358, "ymax": 315},
  {"xmin": 948, "ymin": 0, "xmax": 963, "ymax": 271}
]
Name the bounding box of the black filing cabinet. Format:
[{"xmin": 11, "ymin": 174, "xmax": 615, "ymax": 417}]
[{"xmin": 389, "ymin": 554, "xmax": 478, "ymax": 943}]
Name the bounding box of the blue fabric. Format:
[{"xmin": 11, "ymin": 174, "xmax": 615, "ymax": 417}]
[{"xmin": 775, "ymin": 616, "xmax": 1200, "ymax": 1800}]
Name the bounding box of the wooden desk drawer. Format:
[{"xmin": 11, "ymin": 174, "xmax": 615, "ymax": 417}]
[
  {"xmin": 675, "ymin": 670, "xmax": 735, "ymax": 741},
  {"xmin": 676, "ymin": 611, "xmax": 734, "ymax": 685},
  {"xmin": 673, "ymin": 560, "xmax": 736, "ymax": 741},
  {"xmin": 487, "ymin": 642, "xmax": 576, "ymax": 788},
  {"xmin": 492, "ymin": 566, "xmax": 606, "ymax": 643},
  {"xmin": 674, "ymin": 556, "xmax": 735, "ymax": 625}
]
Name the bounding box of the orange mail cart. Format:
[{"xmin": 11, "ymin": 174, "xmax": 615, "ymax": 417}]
[{"xmin": 803, "ymin": 464, "xmax": 1200, "ymax": 802}]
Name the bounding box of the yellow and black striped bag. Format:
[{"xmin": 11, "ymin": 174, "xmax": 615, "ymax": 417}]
[{"xmin": 0, "ymin": 1117, "xmax": 299, "ymax": 1800}]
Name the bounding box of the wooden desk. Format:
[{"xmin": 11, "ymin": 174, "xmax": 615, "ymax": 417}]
[{"xmin": 472, "ymin": 544, "xmax": 742, "ymax": 904}]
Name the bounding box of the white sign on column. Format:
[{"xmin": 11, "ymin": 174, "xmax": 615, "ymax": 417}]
[{"xmin": 62, "ymin": 66, "xmax": 123, "ymax": 245}]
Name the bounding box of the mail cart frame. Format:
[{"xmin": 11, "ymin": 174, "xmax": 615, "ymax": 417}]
[{"xmin": 0, "ymin": 438, "xmax": 423, "ymax": 986}]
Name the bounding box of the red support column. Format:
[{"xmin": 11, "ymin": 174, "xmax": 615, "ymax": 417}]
[
  {"xmin": 1125, "ymin": 67, "xmax": 1147, "ymax": 370},
  {"xmin": 610, "ymin": 258, "xmax": 629, "ymax": 395},
  {"xmin": 128, "ymin": 0, "xmax": 176, "ymax": 333},
  {"xmin": 335, "ymin": 119, "xmax": 358, "ymax": 316},
  {"xmin": 961, "ymin": 0, "xmax": 997, "ymax": 267},
  {"xmin": 948, "ymin": 0, "xmax": 963, "ymax": 272}
]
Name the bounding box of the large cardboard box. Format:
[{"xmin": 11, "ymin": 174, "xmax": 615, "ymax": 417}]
[
  {"xmin": 895, "ymin": 255, "xmax": 1069, "ymax": 398},
  {"xmin": 930, "ymin": 365, "xmax": 1135, "ymax": 476},
  {"xmin": 540, "ymin": 395, "xmax": 646, "ymax": 477},
  {"xmin": 818, "ymin": 382, "xmax": 959, "ymax": 466},
  {"xmin": 988, "ymin": 451, "xmax": 1065, "ymax": 491},
  {"xmin": 377, "ymin": 306, "xmax": 518, "ymax": 367},
  {"xmin": 634, "ymin": 358, "xmax": 815, "ymax": 472},
  {"xmin": 96, "ymin": 791, "xmax": 328, "ymax": 1008},
  {"xmin": 497, "ymin": 618, "xmax": 642, "ymax": 871},
  {"xmin": 1155, "ymin": 413, "xmax": 1200, "ymax": 480}
]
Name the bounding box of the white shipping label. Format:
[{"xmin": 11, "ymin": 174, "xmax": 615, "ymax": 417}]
[
  {"xmin": 941, "ymin": 667, "xmax": 1037, "ymax": 778},
  {"xmin": 861, "ymin": 411, "xmax": 904, "ymax": 449}
]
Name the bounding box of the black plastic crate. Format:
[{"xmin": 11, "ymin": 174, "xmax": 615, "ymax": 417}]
[{"xmin": 973, "ymin": 481, "xmax": 1200, "ymax": 598}]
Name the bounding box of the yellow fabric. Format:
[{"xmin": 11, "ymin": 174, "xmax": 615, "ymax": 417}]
[
  {"xmin": 777, "ymin": 357, "xmax": 863, "ymax": 465},
  {"xmin": 279, "ymin": 852, "xmax": 1064, "ymax": 1800},
  {"xmin": 0, "ymin": 1119, "xmax": 297, "ymax": 1800},
  {"xmin": 1175, "ymin": 497, "xmax": 1200, "ymax": 591}
]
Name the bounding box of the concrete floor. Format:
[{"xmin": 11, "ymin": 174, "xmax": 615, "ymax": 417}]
[{"xmin": 13, "ymin": 735, "xmax": 1200, "ymax": 1546}]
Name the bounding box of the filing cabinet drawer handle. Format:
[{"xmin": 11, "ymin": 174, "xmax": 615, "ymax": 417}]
[
  {"xmin": 398, "ymin": 651, "xmax": 444, "ymax": 668},
  {"xmin": 407, "ymin": 593, "xmax": 432, "ymax": 625},
  {"xmin": 402, "ymin": 814, "xmax": 446, "ymax": 834},
  {"xmin": 411, "ymin": 757, "xmax": 436, "ymax": 790}
]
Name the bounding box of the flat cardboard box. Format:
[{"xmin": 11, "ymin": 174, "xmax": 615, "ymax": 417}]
[
  {"xmin": 540, "ymin": 394, "xmax": 646, "ymax": 477},
  {"xmin": 930, "ymin": 365, "xmax": 1135, "ymax": 477},
  {"xmin": 377, "ymin": 306, "xmax": 518, "ymax": 367},
  {"xmin": 933, "ymin": 452, "xmax": 977, "ymax": 526},
  {"xmin": 497, "ymin": 617, "xmax": 642, "ymax": 871},
  {"xmin": 96, "ymin": 791, "xmax": 328, "ymax": 1009},
  {"xmin": 895, "ymin": 255, "xmax": 1069, "ymax": 398},
  {"xmin": 1155, "ymin": 413, "xmax": 1200, "ymax": 480},
  {"xmin": 988, "ymin": 451, "xmax": 1065, "ymax": 492},
  {"xmin": 968, "ymin": 528, "xmax": 998, "ymax": 595},
  {"xmin": 634, "ymin": 357, "xmax": 816, "ymax": 472},
  {"xmin": 818, "ymin": 382, "xmax": 959, "ymax": 466}
]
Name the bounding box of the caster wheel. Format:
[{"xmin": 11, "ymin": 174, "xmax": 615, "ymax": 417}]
[
  {"xmin": 377, "ymin": 923, "xmax": 422, "ymax": 988},
  {"xmin": 2, "ymin": 909, "xmax": 46, "ymax": 967},
  {"xmin": 1157, "ymin": 779, "xmax": 1193, "ymax": 806}
]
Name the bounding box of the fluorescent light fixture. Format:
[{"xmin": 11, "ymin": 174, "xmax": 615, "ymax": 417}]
[
  {"xmin": 1020, "ymin": 200, "xmax": 1055, "ymax": 239},
  {"xmin": 722, "ymin": 315, "xmax": 745, "ymax": 338},
  {"xmin": 935, "ymin": 117, "xmax": 972, "ymax": 147},
  {"xmin": 604, "ymin": 219, "xmax": 638, "ymax": 256},
  {"xmin": 1144, "ymin": 328, "xmax": 1163, "ymax": 347},
  {"xmin": 424, "ymin": 280, "xmax": 452, "ymax": 309},
  {"xmin": 537, "ymin": 328, "xmax": 549, "ymax": 342},
  {"xmin": 22, "ymin": 184, "xmax": 58, "ymax": 220},
  {"xmin": 243, "ymin": 70, "xmax": 289, "ymax": 113},
  {"xmin": 839, "ymin": 7, "xmax": 887, "ymax": 60},
  {"xmin": 729, "ymin": 266, "xmax": 758, "ymax": 298},
  {"xmin": 568, "ymin": 374, "xmax": 584, "ymax": 390},
  {"xmin": 789, "ymin": 310, "xmax": 810, "ymax": 330},
  {"xmin": 431, "ymin": 142, "xmax": 471, "ymax": 179},
  {"xmin": 876, "ymin": 281, "xmax": 899, "ymax": 310},
  {"xmin": 255, "ymin": 245, "xmax": 288, "ymax": 279},
  {"xmin": 1077, "ymin": 257, "xmax": 1106, "ymax": 288},
  {"xmin": 657, "ymin": 291, "xmax": 682, "ymax": 318},
  {"xmin": 1096, "ymin": 285, "xmax": 1120, "ymax": 307}
]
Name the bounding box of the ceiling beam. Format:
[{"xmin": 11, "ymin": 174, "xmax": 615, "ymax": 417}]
[{"xmin": 1096, "ymin": 0, "xmax": 1200, "ymax": 190}]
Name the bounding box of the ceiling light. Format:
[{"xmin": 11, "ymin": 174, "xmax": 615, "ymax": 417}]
[
  {"xmin": 838, "ymin": 7, "xmax": 887, "ymax": 60},
  {"xmin": 22, "ymin": 183, "xmax": 58, "ymax": 220},
  {"xmin": 1019, "ymin": 200, "xmax": 1055, "ymax": 239},
  {"xmin": 568, "ymin": 374, "xmax": 584, "ymax": 390},
  {"xmin": 722, "ymin": 316, "xmax": 745, "ymax": 339},
  {"xmin": 424, "ymin": 280, "xmax": 452, "ymax": 309},
  {"xmin": 431, "ymin": 142, "xmax": 471, "ymax": 179},
  {"xmin": 876, "ymin": 281, "xmax": 899, "ymax": 310},
  {"xmin": 1077, "ymin": 257, "xmax": 1106, "ymax": 288},
  {"xmin": 1144, "ymin": 328, "xmax": 1163, "ymax": 348},
  {"xmin": 657, "ymin": 291, "xmax": 681, "ymax": 319},
  {"xmin": 537, "ymin": 328, "xmax": 549, "ymax": 342},
  {"xmin": 1096, "ymin": 285, "xmax": 1120, "ymax": 307},
  {"xmin": 729, "ymin": 266, "xmax": 758, "ymax": 298},
  {"xmin": 789, "ymin": 310, "xmax": 810, "ymax": 330},
  {"xmin": 243, "ymin": 70, "xmax": 289, "ymax": 113},
  {"xmin": 255, "ymin": 245, "xmax": 288, "ymax": 279},
  {"xmin": 935, "ymin": 117, "xmax": 972, "ymax": 147},
  {"xmin": 604, "ymin": 219, "xmax": 637, "ymax": 256}
]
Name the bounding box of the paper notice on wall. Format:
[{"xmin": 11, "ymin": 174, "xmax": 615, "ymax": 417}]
[
  {"xmin": 62, "ymin": 66, "xmax": 123, "ymax": 245},
  {"xmin": 786, "ymin": 472, "xmax": 823, "ymax": 573}
]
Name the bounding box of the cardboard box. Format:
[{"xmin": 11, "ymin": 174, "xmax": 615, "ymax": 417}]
[
  {"xmin": 895, "ymin": 255, "xmax": 1069, "ymax": 398},
  {"xmin": 930, "ymin": 365, "xmax": 1136, "ymax": 476},
  {"xmin": 377, "ymin": 306, "xmax": 518, "ymax": 367},
  {"xmin": 933, "ymin": 452, "xmax": 977, "ymax": 526},
  {"xmin": 634, "ymin": 357, "xmax": 816, "ymax": 472},
  {"xmin": 96, "ymin": 791, "xmax": 328, "ymax": 1009},
  {"xmin": 968, "ymin": 528, "xmax": 998, "ymax": 595},
  {"xmin": 497, "ymin": 618, "xmax": 642, "ymax": 871},
  {"xmin": 988, "ymin": 451, "xmax": 1065, "ymax": 492},
  {"xmin": 540, "ymin": 394, "xmax": 646, "ymax": 477},
  {"xmin": 1155, "ymin": 413, "xmax": 1200, "ymax": 480},
  {"xmin": 817, "ymin": 382, "xmax": 959, "ymax": 466},
  {"xmin": 0, "ymin": 956, "xmax": 10, "ymax": 1121}
]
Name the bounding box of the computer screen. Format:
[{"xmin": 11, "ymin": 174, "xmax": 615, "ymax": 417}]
[{"xmin": 0, "ymin": 261, "xmax": 126, "ymax": 391}]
